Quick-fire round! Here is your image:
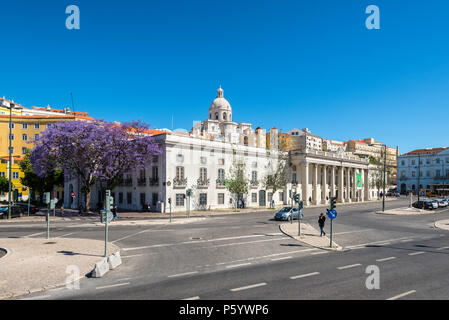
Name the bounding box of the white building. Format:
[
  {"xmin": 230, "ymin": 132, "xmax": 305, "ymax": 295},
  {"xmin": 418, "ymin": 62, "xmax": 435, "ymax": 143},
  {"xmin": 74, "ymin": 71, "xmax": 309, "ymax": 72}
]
[
  {"xmin": 64, "ymin": 87, "xmax": 377, "ymax": 212},
  {"xmin": 397, "ymin": 147, "xmax": 449, "ymax": 196}
]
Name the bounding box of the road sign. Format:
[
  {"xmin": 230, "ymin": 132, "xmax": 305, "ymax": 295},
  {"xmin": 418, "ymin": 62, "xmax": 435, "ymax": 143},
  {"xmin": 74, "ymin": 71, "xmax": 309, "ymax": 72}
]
[
  {"xmin": 186, "ymin": 189, "xmax": 193, "ymax": 197},
  {"xmin": 71, "ymin": 192, "xmax": 75, "ymax": 198},
  {"xmin": 43, "ymin": 192, "xmax": 51, "ymax": 204},
  {"xmin": 327, "ymin": 209, "xmax": 338, "ymax": 220},
  {"xmin": 100, "ymin": 210, "xmax": 113, "ymax": 224}
]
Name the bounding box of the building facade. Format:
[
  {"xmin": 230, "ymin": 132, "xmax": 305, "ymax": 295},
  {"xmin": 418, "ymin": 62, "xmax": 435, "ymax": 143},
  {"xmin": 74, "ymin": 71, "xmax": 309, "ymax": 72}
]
[
  {"xmin": 0, "ymin": 96, "xmax": 93, "ymax": 201},
  {"xmin": 65, "ymin": 87, "xmax": 379, "ymax": 212},
  {"xmin": 397, "ymin": 147, "xmax": 449, "ymax": 196}
]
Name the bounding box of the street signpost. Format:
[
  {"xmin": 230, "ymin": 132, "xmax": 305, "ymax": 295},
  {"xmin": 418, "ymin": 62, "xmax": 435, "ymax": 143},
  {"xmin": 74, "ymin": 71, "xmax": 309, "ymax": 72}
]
[
  {"xmin": 186, "ymin": 189, "xmax": 192, "ymax": 218},
  {"xmin": 327, "ymin": 197, "xmax": 338, "ymax": 248},
  {"xmin": 43, "ymin": 192, "xmax": 51, "ymax": 239},
  {"xmin": 293, "ymin": 194, "xmax": 303, "ymax": 236},
  {"xmin": 102, "ymin": 190, "xmax": 114, "ymax": 257}
]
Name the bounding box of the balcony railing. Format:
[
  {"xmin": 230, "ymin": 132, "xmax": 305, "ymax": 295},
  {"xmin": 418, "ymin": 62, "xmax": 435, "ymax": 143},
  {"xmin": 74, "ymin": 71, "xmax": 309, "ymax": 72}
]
[
  {"xmin": 137, "ymin": 178, "xmax": 147, "ymax": 186},
  {"xmin": 399, "ymin": 176, "xmax": 408, "ymax": 181},
  {"xmin": 173, "ymin": 177, "xmax": 187, "ymax": 188},
  {"xmin": 197, "ymin": 178, "xmax": 210, "ymax": 188},
  {"xmin": 149, "ymin": 178, "xmax": 159, "ymax": 186},
  {"xmin": 251, "ymin": 181, "xmax": 259, "ymax": 188},
  {"xmin": 216, "ymin": 179, "xmax": 226, "ymax": 188}
]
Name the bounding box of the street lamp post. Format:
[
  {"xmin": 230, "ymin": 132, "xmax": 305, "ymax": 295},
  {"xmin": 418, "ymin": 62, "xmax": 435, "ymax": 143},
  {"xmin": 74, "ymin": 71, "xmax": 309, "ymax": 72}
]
[
  {"xmin": 417, "ymin": 154, "xmax": 421, "ymax": 202},
  {"xmin": 8, "ymin": 105, "xmax": 12, "ymax": 220},
  {"xmin": 382, "ymin": 145, "xmax": 387, "ymax": 212}
]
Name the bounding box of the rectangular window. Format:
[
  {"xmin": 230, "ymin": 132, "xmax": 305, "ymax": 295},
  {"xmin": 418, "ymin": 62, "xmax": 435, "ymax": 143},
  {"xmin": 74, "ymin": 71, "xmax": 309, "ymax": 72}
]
[
  {"xmin": 218, "ymin": 193, "xmax": 224, "ymax": 205},
  {"xmin": 9, "ymin": 123, "xmax": 14, "ymax": 129},
  {"xmin": 199, "ymin": 193, "xmax": 207, "ymax": 205},
  {"xmin": 176, "ymin": 167, "xmax": 185, "ymax": 180},
  {"xmin": 140, "ymin": 193, "xmax": 146, "ymax": 205},
  {"xmin": 252, "ymin": 193, "xmax": 257, "ymax": 203},
  {"xmin": 9, "ymin": 134, "xmax": 14, "ymax": 140},
  {"xmin": 252, "ymin": 171, "xmax": 258, "ymax": 182},
  {"xmin": 22, "ymin": 123, "xmax": 28, "ymax": 129},
  {"xmin": 34, "ymin": 123, "xmax": 40, "ymax": 129},
  {"xmin": 34, "ymin": 134, "xmax": 40, "ymax": 141},
  {"xmin": 200, "ymin": 168, "xmax": 207, "ymax": 181},
  {"xmin": 127, "ymin": 192, "xmax": 132, "ymax": 204},
  {"xmin": 22, "ymin": 147, "xmax": 28, "ymax": 155},
  {"xmin": 218, "ymin": 158, "xmax": 225, "ymax": 165},
  {"xmin": 279, "ymin": 192, "xmax": 284, "ymax": 202},
  {"xmin": 436, "ymin": 170, "xmax": 441, "ymax": 177},
  {"xmin": 119, "ymin": 193, "xmax": 123, "ymax": 204},
  {"xmin": 0, "ymin": 172, "xmax": 5, "ymax": 177},
  {"xmin": 9, "ymin": 147, "xmax": 13, "ymax": 154},
  {"xmin": 152, "ymin": 155, "xmax": 159, "ymax": 163},
  {"xmin": 12, "ymin": 172, "xmax": 19, "ymax": 179},
  {"xmin": 218, "ymin": 169, "xmax": 225, "ymax": 181},
  {"xmin": 412, "ymin": 171, "xmax": 416, "ymax": 177},
  {"xmin": 152, "ymin": 166, "xmax": 158, "ymax": 179},
  {"xmin": 22, "ymin": 134, "xmax": 27, "ymax": 141},
  {"xmin": 176, "ymin": 194, "xmax": 185, "ymax": 206}
]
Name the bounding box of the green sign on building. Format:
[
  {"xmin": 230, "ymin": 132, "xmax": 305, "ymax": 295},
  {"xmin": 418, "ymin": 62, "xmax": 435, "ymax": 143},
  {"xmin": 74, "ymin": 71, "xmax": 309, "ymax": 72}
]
[{"xmin": 356, "ymin": 173, "xmax": 363, "ymax": 189}]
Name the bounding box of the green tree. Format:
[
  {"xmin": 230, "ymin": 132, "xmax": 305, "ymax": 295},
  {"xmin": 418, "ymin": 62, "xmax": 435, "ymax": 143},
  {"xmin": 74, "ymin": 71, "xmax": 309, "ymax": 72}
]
[
  {"xmin": 226, "ymin": 159, "xmax": 249, "ymax": 211},
  {"xmin": 19, "ymin": 153, "xmax": 64, "ymax": 203},
  {"xmin": 0, "ymin": 176, "xmax": 12, "ymax": 194}
]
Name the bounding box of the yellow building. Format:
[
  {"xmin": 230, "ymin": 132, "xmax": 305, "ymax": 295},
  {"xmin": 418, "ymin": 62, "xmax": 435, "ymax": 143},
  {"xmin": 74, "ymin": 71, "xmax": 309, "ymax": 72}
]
[{"xmin": 0, "ymin": 97, "xmax": 93, "ymax": 201}]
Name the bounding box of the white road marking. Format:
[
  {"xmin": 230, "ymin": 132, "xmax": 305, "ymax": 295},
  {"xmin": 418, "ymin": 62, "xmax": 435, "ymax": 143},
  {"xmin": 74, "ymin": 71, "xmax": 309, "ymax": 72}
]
[
  {"xmin": 22, "ymin": 232, "xmax": 45, "ymax": 238},
  {"xmin": 215, "ymin": 248, "xmax": 318, "ymax": 266},
  {"xmin": 96, "ymin": 282, "xmax": 130, "ymax": 290},
  {"xmin": 290, "ymin": 272, "xmax": 320, "ymax": 280},
  {"xmin": 337, "ymin": 263, "xmax": 362, "ymax": 270},
  {"xmin": 226, "ymin": 263, "xmax": 252, "ymax": 269},
  {"xmin": 168, "ymin": 271, "xmax": 199, "ymax": 278},
  {"xmin": 207, "ymin": 237, "xmax": 286, "ymax": 248},
  {"xmin": 311, "ymin": 251, "xmax": 329, "ymax": 255},
  {"xmin": 55, "ymin": 232, "xmax": 78, "ymax": 238},
  {"xmin": 122, "ymin": 233, "xmax": 283, "ymax": 251},
  {"xmin": 378, "ymin": 242, "xmax": 391, "ymax": 246},
  {"xmin": 408, "ymin": 251, "xmax": 425, "ymax": 256},
  {"xmin": 116, "ymin": 278, "xmax": 133, "ymax": 282},
  {"xmin": 183, "ymin": 296, "xmax": 200, "ymax": 300},
  {"xmin": 346, "ymin": 236, "xmax": 413, "ymax": 250},
  {"xmin": 21, "ymin": 295, "xmax": 52, "ymax": 300},
  {"xmin": 230, "ymin": 283, "xmax": 266, "ymax": 292},
  {"xmin": 376, "ymin": 257, "xmax": 396, "ymax": 262},
  {"xmin": 437, "ymin": 246, "xmax": 449, "ymax": 251},
  {"xmin": 271, "ymin": 256, "xmax": 292, "ymax": 261},
  {"xmin": 122, "ymin": 254, "xmax": 147, "ymax": 259},
  {"xmin": 333, "ymin": 229, "xmax": 372, "ymax": 235},
  {"xmin": 400, "ymin": 239, "xmax": 414, "ymax": 243},
  {"xmin": 387, "ymin": 290, "xmax": 416, "ymax": 300}
]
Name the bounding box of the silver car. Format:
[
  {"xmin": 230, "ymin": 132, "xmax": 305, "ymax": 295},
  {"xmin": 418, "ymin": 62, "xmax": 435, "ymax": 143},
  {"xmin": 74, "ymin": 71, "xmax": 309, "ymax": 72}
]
[
  {"xmin": 436, "ymin": 199, "xmax": 449, "ymax": 208},
  {"xmin": 274, "ymin": 207, "xmax": 301, "ymax": 221}
]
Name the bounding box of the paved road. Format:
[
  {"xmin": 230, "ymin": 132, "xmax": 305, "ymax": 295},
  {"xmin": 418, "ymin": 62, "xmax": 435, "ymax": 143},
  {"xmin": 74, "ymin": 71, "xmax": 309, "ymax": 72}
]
[{"xmin": 2, "ymin": 198, "xmax": 449, "ymax": 300}]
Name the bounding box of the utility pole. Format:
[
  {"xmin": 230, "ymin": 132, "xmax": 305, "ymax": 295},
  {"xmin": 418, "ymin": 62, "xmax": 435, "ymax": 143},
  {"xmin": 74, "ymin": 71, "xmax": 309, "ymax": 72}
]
[
  {"xmin": 8, "ymin": 104, "xmax": 12, "ymax": 220},
  {"xmin": 417, "ymin": 154, "xmax": 421, "ymax": 202},
  {"xmin": 382, "ymin": 144, "xmax": 387, "ymax": 212}
]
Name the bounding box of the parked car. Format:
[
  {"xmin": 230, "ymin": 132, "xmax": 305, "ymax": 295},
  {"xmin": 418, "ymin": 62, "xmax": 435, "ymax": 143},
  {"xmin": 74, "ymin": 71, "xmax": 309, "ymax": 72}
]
[
  {"xmin": 15, "ymin": 203, "xmax": 40, "ymax": 215},
  {"xmin": 0, "ymin": 205, "xmax": 25, "ymax": 219},
  {"xmin": 436, "ymin": 199, "xmax": 449, "ymax": 208},
  {"xmin": 412, "ymin": 201, "xmax": 436, "ymax": 210},
  {"xmin": 274, "ymin": 207, "xmax": 301, "ymax": 221},
  {"xmin": 386, "ymin": 191, "xmax": 400, "ymax": 197}
]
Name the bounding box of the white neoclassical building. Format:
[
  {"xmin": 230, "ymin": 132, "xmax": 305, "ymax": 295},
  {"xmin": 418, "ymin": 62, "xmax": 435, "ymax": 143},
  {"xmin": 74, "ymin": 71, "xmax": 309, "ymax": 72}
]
[{"xmin": 64, "ymin": 87, "xmax": 376, "ymax": 213}]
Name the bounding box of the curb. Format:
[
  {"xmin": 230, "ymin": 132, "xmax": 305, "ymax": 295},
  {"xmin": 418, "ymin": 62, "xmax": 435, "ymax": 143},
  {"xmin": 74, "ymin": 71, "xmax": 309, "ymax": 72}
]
[
  {"xmin": 279, "ymin": 224, "xmax": 343, "ymax": 252},
  {"xmin": 0, "ymin": 244, "xmax": 121, "ymax": 300}
]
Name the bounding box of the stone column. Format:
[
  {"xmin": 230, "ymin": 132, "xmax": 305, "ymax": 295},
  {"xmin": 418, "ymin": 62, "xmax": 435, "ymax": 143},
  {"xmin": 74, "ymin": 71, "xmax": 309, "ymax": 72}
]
[
  {"xmin": 329, "ymin": 166, "xmax": 335, "ymax": 197},
  {"xmin": 322, "ymin": 165, "xmax": 328, "ymax": 204},
  {"xmin": 364, "ymin": 168, "xmax": 370, "ymax": 201},
  {"xmin": 302, "ymin": 162, "xmax": 309, "ymax": 206},
  {"xmin": 352, "ymin": 169, "xmax": 357, "ymax": 202},
  {"xmin": 338, "ymin": 166, "xmax": 344, "ymax": 203},
  {"xmin": 312, "ymin": 163, "xmax": 319, "ymax": 205},
  {"xmin": 346, "ymin": 168, "xmax": 351, "ymax": 202}
]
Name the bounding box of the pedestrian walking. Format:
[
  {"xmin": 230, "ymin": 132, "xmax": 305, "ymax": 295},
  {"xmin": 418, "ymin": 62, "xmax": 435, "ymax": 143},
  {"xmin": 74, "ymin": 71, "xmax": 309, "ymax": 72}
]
[
  {"xmin": 318, "ymin": 213, "xmax": 326, "ymax": 237},
  {"xmin": 112, "ymin": 205, "xmax": 118, "ymax": 222}
]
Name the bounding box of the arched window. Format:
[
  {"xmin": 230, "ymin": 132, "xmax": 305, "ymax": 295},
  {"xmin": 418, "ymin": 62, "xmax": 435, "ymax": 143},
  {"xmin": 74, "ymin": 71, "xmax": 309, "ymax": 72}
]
[
  {"xmin": 223, "ymin": 112, "xmax": 227, "ymax": 121},
  {"xmin": 215, "ymin": 113, "xmax": 219, "ymax": 120},
  {"xmin": 244, "ymin": 136, "xmax": 249, "ymax": 146}
]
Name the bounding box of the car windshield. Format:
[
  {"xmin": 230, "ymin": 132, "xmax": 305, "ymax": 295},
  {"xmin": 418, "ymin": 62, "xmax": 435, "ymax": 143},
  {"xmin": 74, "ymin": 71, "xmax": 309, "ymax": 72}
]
[
  {"xmin": 0, "ymin": 207, "xmax": 8, "ymax": 212},
  {"xmin": 280, "ymin": 207, "xmax": 292, "ymax": 212}
]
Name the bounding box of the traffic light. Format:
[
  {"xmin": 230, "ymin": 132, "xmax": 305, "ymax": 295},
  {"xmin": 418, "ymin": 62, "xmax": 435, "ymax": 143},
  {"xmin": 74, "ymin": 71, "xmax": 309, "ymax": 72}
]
[
  {"xmin": 168, "ymin": 198, "xmax": 172, "ymax": 204},
  {"xmin": 294, "ymin": 194, "xmax": 300, "ymax": 204},
  {"xmin": 298, "ymin": 200, "xmax": 304, "ymax": 210},
  {"xmin": 330, "ymin": 197, "xmax": 337, "ymax": 210},
  {"xmin": 105, "ymin": 190, "xmax": 114, "ymax": 212}
]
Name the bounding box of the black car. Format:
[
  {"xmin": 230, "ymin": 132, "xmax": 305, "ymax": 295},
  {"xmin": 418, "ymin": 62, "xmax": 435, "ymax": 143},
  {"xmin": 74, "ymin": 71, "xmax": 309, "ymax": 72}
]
[
  {"xmin": 0, "ymin": 205, "xmax": 25, "ymax": 219},
  {"xmin": 412, "ymin": 201, "xmax": 434, "ymax": 210},
  {"xmin": 15, "ymin": 203, "xmax": 40, "ymax": 215}
]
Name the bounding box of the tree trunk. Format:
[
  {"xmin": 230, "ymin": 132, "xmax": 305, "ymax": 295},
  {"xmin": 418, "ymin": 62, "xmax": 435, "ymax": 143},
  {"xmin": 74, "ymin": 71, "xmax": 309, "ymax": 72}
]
[{"xmin": 85, "ymin": 188, "xmax": 92, "ymax": 212}]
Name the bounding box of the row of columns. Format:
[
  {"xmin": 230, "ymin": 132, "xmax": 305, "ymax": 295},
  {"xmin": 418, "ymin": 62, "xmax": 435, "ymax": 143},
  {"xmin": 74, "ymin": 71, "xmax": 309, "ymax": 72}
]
[{"xmin": 296, "ymin": 162, "xmax": 370, "ymax": 206}]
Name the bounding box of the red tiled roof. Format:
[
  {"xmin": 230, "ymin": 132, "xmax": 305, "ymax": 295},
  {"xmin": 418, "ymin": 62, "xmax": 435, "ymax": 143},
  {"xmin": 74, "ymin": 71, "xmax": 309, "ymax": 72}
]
[{"xmin": 405, "ymin": 147, "xmax": 448, "ymax": 155}]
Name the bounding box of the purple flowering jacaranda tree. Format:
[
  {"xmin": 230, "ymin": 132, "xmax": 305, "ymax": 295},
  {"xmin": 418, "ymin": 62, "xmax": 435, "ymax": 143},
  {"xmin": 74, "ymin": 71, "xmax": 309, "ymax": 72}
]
[{"xmin": 31, "ymin": 120, "xmax": 161, "ymax": 212}]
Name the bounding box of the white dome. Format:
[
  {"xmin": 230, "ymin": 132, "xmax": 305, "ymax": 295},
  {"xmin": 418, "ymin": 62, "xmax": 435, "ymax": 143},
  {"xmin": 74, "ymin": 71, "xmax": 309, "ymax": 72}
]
[{"xmin": 209, "ymin": 86, "xmax": 232, "ymax": 122}]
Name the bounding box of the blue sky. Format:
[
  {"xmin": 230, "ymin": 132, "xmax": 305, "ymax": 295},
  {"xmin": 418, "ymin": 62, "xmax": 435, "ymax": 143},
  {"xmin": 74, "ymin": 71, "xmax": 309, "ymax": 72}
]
[{"xmin": 1, "ymin": 0, "xmax": 448, "ymax": 154}]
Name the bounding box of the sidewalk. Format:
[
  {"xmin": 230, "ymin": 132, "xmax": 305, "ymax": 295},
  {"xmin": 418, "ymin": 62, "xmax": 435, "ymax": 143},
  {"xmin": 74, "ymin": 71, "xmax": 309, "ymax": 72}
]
[
  {"xmin": 280, "ymin": 222, "xmax": 342, "ymax": 251},
  {"xmin": 435, "ymin": 219, "xmax": 449, "ymax": 231},
  {"xmin": 0, "ymin": 238, "xmax": 119, "ymax": 299},
  {"xmin": 376, "ymin": 207, "xmax": 426, "ymax": 215}
]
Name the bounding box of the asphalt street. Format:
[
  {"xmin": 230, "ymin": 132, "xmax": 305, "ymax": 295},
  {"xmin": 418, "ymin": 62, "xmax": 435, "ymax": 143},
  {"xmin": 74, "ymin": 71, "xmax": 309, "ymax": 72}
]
[{"xmin": 2, "ymin": 197, "xmax": 449, "ymax": 300}]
